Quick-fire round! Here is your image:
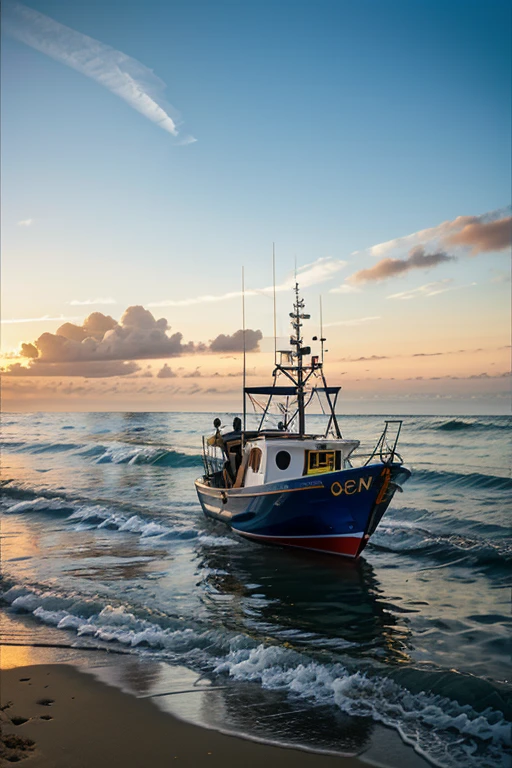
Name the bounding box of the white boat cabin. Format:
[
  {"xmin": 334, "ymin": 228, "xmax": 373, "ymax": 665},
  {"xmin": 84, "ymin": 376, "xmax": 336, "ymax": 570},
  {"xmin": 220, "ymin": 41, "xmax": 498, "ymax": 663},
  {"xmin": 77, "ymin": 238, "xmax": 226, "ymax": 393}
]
[{"xmin": 229, "ymin": 437, "xmax": 360, "ymax": 488}]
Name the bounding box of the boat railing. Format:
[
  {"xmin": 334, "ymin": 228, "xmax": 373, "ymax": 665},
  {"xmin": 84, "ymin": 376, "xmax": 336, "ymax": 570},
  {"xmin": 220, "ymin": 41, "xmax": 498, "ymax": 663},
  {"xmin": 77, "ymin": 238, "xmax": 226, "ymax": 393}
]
[
  {"xmin": 201, "ymin": 436, "xmax": 224, "ymax": 478},
  {"xmin": 353, "ymin": 420, "xmax": 404, "ymax": 466}
]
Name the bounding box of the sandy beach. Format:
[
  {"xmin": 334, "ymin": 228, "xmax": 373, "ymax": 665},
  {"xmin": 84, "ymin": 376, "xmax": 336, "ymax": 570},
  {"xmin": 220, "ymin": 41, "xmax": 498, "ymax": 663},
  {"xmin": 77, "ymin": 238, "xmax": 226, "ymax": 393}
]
[{"xmin": 0, "ymin": 661, "xmax": 367, "ymax": 768}]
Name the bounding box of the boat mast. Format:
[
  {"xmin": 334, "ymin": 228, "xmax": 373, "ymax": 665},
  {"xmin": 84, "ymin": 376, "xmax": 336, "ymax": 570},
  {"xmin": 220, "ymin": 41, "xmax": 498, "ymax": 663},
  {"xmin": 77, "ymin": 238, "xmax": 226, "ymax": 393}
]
[
  {"xmin": 272, "ymin": 244, "xmax": 277, "ymax": 366},
  {"xmin": 242, "ymin": 266, "xmax": 246, "ymax": 435},
  {"xmin": 292, "ymin": 281, "xmax": 306, "ymax": 435}
]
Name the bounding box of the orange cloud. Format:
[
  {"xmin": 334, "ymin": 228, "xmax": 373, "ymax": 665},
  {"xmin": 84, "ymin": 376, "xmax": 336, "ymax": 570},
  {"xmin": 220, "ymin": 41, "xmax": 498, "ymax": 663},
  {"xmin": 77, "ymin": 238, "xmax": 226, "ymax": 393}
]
[
  {"xmin": 4, "ymin": 305, "xmax": 263, "ymax": 377},
  {"xmin": 349, "ymin": 246, "xmax": 454, "ymax": 284},
  {"xmin": 443, "ymin": 216, "xmax": 512, "ymax": 254}
]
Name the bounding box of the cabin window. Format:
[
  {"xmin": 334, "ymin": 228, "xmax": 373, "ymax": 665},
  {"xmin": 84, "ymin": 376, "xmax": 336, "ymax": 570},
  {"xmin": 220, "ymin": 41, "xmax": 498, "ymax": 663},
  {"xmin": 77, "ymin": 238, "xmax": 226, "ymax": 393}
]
[
  {"xmin": 248, "ymin": 447, "xmax": 262, "ymax": 473},
  {"xmin": 275, "ymin": 450, "xmax": 291, "ymax": 470},
  {"xmin": 304, "ymin": 450, "xmax": 340, "ymax": 475}
]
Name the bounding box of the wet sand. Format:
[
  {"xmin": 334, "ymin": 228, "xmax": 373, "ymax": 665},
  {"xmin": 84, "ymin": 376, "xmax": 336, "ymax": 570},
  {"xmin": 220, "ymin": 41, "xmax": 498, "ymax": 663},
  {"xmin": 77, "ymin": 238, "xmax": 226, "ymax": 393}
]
[{"xmin": 0, "ymin": 663, "xmax": 366, "ymax": 768}]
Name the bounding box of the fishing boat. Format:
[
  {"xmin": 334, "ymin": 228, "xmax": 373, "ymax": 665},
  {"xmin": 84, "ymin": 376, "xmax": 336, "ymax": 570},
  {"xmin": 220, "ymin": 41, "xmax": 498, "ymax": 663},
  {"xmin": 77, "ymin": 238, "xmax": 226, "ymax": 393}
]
[{"xmin": 195, "ymin": 283, "xmax": 411, "ymax": 558}]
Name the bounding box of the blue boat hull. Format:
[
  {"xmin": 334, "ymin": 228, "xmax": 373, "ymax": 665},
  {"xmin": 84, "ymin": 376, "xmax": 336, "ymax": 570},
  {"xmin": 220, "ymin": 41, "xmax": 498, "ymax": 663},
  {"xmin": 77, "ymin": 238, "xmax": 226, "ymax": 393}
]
[{"xmin": 195, "ymin": 463, "xmax": 411, "ymax": 558}]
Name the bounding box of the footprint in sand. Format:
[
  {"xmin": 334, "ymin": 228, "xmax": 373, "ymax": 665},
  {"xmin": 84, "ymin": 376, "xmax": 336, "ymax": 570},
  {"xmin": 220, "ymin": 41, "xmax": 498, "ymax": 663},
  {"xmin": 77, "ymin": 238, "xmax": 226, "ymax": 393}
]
[
  {"xmin": 11, "ymin": 716, "xmax": 29, "ymax": 726},
  {"xmin": 36, "ymin": 698, "xmax": 55, "ymax": 707}
]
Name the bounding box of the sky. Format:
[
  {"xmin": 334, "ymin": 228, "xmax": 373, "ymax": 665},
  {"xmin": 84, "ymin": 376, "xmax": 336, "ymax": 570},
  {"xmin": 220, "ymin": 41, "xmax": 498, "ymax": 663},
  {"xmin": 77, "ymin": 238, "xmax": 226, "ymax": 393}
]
[{"xmin": 1, "ymin": 0, "xmax": 511, "ymax": 414}]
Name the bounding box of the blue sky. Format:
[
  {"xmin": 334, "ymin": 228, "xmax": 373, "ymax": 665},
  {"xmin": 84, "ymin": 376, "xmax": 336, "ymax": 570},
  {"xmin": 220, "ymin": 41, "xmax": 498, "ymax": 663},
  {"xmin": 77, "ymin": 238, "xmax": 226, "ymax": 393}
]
[{"xmin": 1, "ymin": 0, "xmax": 511, "ymax": 411}]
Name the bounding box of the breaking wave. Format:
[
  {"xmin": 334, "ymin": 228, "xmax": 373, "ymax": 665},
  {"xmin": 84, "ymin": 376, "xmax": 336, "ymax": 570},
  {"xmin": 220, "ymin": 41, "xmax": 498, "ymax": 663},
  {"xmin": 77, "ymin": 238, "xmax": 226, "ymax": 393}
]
[
  {"xmin": 3, "ymin": 499, "xmax": 193, "ymax": 540},
  {"xmin": 1, "ymin": 436, "xmax": 203, "ymax": 468},
  {"xmin": 2, "ymin": 582, "xmax": 510, "ymax": 768},
  {"xmin": 0, "ymin": 486, "xmax": 240, "ymax": 547},
  {"xmin": 93, "ymin": 444, "xmax": 203, "ymax": 467}
]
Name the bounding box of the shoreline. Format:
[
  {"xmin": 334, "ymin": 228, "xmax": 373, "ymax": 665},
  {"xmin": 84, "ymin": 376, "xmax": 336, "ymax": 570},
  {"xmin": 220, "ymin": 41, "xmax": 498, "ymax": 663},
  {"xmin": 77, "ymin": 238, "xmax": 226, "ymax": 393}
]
[{"xmin": 0, "ymin": 661, "xmax": 368, "ymax": 768}]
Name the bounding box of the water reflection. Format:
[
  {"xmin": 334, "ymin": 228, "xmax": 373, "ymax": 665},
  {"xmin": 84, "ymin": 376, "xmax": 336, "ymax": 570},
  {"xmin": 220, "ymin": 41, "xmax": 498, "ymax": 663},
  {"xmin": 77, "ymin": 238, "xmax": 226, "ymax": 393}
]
[
  {"xmin": 197, "ymin": 541, "xmax": 412, "ymax": 664},
  {"xmin": 198, "ymin": 678, "xmax": 374, "ymax": 756}
]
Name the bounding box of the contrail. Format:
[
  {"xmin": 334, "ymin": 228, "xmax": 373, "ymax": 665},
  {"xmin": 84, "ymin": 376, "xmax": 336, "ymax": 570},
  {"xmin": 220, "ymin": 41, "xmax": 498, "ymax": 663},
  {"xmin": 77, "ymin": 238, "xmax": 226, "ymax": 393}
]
[{"xmin": 3, "ymin": 1, "xmax": 196, "ymax": 143}]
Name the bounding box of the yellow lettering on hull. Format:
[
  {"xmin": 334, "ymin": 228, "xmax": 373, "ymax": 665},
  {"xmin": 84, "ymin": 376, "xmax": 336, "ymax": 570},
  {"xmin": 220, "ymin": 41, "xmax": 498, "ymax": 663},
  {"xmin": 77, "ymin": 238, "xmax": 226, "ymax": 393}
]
[{"xmin": 330, "ymin": 476, "xmax": 374, "ymax": 496}]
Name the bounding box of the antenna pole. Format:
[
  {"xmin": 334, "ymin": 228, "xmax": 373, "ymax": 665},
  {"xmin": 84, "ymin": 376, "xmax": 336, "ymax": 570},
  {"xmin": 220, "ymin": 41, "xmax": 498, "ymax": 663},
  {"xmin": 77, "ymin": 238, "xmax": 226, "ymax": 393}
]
[
  {"xmin": 294, "ymin": 281, "xmax": 306, "ymax": 436},
  {"xmin": 320, "ymin": 295, "xmax": 325, "ymax": 363},
  {"xmin": 272, "ymin": 244, "xmax": 277, "ymax": 366},
  {"xmin": 242, "ymin": 267, "xmax": 247, "ymax": 434}
]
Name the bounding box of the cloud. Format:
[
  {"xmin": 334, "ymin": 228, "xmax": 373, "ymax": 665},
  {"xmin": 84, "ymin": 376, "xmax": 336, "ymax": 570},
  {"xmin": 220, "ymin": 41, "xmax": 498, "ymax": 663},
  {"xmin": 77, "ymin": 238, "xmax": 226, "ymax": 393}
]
[
  {"xmin": 7, "ymin": 305, "xmax": 263, "ymax": 377},
  {"xmin": 156, "ymin": 364, "xmax": 176, "ymax": 379},
  {"xmin": 323, "ymin": 316, "xmax": 380, "ymax": 328},
  {"xmin": 16, "ymin": 218, "xmax": 33, "ymax": 227},
  {"xmin": 209, "ymin": 329, "xmax": 263, "ymax": 352},
  {"xmin": 148, "ymin": 257, "xmax": 347, "ymax": 308},
  {"xmin": 3, "ymin": 361, "xmax": 139, "ymax": 377},
  {"xmin": 357, "ymin": 207, "xmax": 510, "ymax": 259},
  {"xmin": 387, "ymin": 280, "xmax": 453, "ymax": 300},
  {"xmin": 349, "ymin": 246, "xmax": 454, "ymax": 284},
  {"xmin": 3, "ymin": 1, "xmax": 195, "ymax": 143},
  {"xmin": 69, "ymin": 297, "xmax": 117, "ymax": 306},
  {"xmin": 182, "ymin": 367, "xmax": 202, "ymax": 378},
  {"xmin": 386, "ymin": 279, "xmax": 476, "ymax": 300},
  {"xmin": 291, "ymin": 257, "xmax": 347, "ymax": 289},
  {"xmin": 16, "ymin": 306, "xmax": 194, "ymax": 365},
  {"xmin": 1, "ymin": 314, "xmax": 80, "ymax": 325},
  {"xmin": 329, "ymin": 284, "xmax": 360, "ymax": 295},
  {"xmin": 350, "ymin": 355, "xmax": 389, "ymax": 362},
  {"xmin": 21, "ymin": 343, "xmax": 38, "ymax": 358},
  {"xmin": 443, "ymin": 216, "xmax": 512, "ymax": 254},
  {"xmin": 335, "ymin": 345, "xmax": 506, "ymax": 363}
]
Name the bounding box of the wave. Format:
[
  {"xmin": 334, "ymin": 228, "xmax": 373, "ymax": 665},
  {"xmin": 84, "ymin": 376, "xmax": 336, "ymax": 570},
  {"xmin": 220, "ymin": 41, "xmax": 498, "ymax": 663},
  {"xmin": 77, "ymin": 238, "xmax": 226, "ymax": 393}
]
[
  {"xmin": 434, "ymin": 417, "xmax": 512, "ymax": 432},
  {"xmin": 370, "ymin": 519, "xmax": 512, "ymax": 569},
  {"xmin": 3, "ymin": 497, "xmax": 78, "ymax": 516},
  {"xmin": 19, "ymin": 441, "xmax": 84, "ymax": 454},
  {"xmin": 412, "ymin": 468, "xmax": 512, "ymax": 492},
  {"xmin": 2, "ymin": 582, "xmax": 510, "ymax": 768},
  {"xmin": 92, "ymin": 443, "xmax": 203, "ymax": 467},
  {"xmin": 0, "ymin": 440, "xmax": 26, "ymax": 449},
  {"xmin": 0, "ymin": 486, "xmax": 239, "ymax": 547},
  {"xmin": 437, "ymin": 419, "xmax": 475, "ymax": 431},
  {"xmin": 2, "ymin": 435, "xmax": 203, "ymax": 468},
  {"xmin": 2, "ymin": 493, "xmax": 197, "ymax": 540},
  {"xmin": 214, "ymin": 646, "xmax": 510, "ymax": 768}
]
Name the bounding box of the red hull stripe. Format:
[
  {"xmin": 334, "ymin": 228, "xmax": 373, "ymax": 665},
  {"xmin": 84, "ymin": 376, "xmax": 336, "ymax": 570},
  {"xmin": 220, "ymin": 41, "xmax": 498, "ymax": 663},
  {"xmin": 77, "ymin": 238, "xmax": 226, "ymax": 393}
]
[{"xmin": 236, "ymin": 530, "xmax": 364, "ymax": 557}]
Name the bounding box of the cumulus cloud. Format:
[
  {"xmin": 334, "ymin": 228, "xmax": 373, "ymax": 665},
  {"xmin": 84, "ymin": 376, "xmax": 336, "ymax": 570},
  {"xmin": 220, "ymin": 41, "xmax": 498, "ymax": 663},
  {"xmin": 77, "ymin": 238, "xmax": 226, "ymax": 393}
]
[
  {"xmin": 3, "ymin": 1, "xmax": 195, "ymax": 144},
  {"xmin": 209, "ymin": 329, "xmax": 263, "ymax": 352},
  {"xmin": 156, "ymin": 364, "xmax": 176, "ymax": 379},
  {"xmin": 16, "ymin": 218, "xmax": 33, "ymax": 227},
  {"xmin": 349, "ymin": 246, "xmax": 454, "ymax": 284},
  {"xmin": 148, "ymin": 257, "xmax": 347, "ymax": 308},
  {"xmin": 16, "ymin": 307, "xmax": 193, "ymax": 366},
  {"xmin": 443, "ymin": 216, "xmax": 512, "ymax": 254},
  {"xmin": 7, "ymin": 305, "xmax": 263, "ymax": 377},
  {"xmin": 20, "ymin": 343, "xmax": 39, "ymax": 358}
]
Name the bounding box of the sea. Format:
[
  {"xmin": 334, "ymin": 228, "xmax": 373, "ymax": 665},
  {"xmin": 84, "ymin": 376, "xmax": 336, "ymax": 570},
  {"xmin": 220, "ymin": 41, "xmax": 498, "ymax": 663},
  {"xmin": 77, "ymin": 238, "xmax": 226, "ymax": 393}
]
[{"xmin": 1, "ymin": 411, "xmax": 510, "ymax": 768}]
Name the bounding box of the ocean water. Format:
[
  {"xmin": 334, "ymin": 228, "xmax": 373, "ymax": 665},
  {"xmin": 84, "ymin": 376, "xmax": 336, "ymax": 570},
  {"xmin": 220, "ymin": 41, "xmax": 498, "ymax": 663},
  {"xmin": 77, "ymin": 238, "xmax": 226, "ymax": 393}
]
[{"xmin": 1, "ymin": 411, "xmax": 511, "ymax": 768}]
